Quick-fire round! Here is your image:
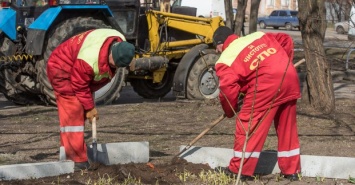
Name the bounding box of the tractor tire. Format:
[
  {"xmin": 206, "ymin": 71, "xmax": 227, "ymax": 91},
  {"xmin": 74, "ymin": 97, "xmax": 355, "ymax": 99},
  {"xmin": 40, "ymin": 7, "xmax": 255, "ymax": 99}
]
[
  {"xmin": 186, "ymin": 50, "xmax": 220, "ymax": 100},
  {"xmin": 130, "ymin": 67, "xmax": 174, "ymax": 99},
  {"xmin": 37, "ymin": 17, "xmax": 124, "ymax": 105},
  {"xmin": 0, "ymin": 68, "xmax": 43, "ymax": 105},
  {"xmin": 0, "ymin": 36, "xmax": 43, "ymax": 105},
  {"xmin": 94, "ymin": 67, "xmax": 126, "ymax": 104}
]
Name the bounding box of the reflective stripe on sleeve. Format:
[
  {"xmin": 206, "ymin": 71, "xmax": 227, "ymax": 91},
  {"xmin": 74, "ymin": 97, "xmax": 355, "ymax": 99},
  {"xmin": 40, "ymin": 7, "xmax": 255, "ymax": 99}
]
[
  {"xmin": 234, "ymin": 151, "xmax": 260, "ymax": 159},
  {"xmin": 60, "ymin": 126, "xmax": 85, "ymax": 133},
  {"xmin": 278, "ymin": 148, "xmax": 300, "ymax": 157}
]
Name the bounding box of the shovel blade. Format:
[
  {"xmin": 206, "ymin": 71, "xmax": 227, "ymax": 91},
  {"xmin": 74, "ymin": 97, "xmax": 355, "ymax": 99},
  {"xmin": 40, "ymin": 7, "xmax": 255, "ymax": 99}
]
[
  {"xmin": 88, "ymin": 142, "xmax": 100, "ymax": 170},
  {"xmin": 92, "ymin": 142, "xmax": 98, "ymax": 162}
]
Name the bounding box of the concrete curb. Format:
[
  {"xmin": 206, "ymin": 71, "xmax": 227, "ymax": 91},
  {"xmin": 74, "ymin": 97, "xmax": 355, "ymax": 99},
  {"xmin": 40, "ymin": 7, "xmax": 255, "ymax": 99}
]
[
  {"xmin": 0, "ymin": 142, "xmax": 149, "ymax": 181},
  {"xmin": 86, "ymin": 141, "xmax": 150, "ymax": 165},
  {"xmin": 0, "ymin": 161, "xmax": 74, "ymax": 181},
  {"xmin": 179, "ymin": 146, "xmax": 355, "ymax": 179},
  {"xmin": 60, "ymin": 142, "xmax": 150, "ymax": 165}
]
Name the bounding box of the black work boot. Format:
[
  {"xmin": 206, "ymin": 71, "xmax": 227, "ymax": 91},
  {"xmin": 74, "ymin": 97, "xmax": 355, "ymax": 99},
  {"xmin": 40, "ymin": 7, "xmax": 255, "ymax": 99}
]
[
  {"xmin": 281, "ymin": 173, "xmax": 301, "ymax": 181},
  {"xmin": 74, "ymin": 161, "xmax": 90, "ymax": 171},
  {"xmin": 215, "ymin": 167, "xmax": 253, "ymax": 182}
]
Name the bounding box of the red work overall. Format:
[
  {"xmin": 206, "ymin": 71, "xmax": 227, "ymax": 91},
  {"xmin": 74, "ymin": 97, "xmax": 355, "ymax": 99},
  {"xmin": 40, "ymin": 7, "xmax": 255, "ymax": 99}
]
[
  {"xmin": 47, "ymin": 29, "xmax": 125, "ymax": 162},
  {"xmin": 215, "ymin": 32, "xmax": 301, "ymax": 176},
  {"xmin": 56, "ymin": 92, "xmax": 87, "ymax": 162}
]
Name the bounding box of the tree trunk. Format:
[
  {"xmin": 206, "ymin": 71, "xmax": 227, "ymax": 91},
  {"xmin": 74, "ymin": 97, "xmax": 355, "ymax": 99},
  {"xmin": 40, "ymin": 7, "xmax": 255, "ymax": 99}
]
[
  {"xmin": 233, "ymin": 0, "xmax": 248, "ymax": 36},
  {"xmin": 298, "ymin": 0, "xmax": 335, "ymax": 114},
  {"xmin": 329, "ymin": 2, "xmax": 336, "ymax": 23},
  {"xmin": 343, "ymin": 0, "xmax": 353, "ymax": 21},
  {"xmin": 224, "ymin": 0, "xmax": 234, "ymax": 28},
  {"xmin": 248, "ymin": 0, "xmax": 260, "ymax": 34}
]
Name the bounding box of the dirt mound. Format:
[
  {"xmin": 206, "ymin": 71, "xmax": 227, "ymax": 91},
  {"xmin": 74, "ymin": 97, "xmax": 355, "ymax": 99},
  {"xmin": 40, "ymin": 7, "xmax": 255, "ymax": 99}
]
[{"xmin": 3, "ymin": 159, "xmax": 212, "ymax": 185}]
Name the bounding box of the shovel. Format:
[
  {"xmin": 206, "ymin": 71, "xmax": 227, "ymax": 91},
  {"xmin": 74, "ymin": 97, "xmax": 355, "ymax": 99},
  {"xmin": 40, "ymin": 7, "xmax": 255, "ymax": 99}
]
[
  {"xmin": 172, "ymin": 114, "xmax": 226, "ymax": 160},
  {"xmin": 88, "ymin": 117, "xmax": 100, "ymax": 170}
]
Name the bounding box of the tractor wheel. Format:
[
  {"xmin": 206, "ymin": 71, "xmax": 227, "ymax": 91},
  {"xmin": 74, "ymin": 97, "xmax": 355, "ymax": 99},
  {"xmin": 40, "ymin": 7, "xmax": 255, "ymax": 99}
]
[
  {"xmin": 0, "ymin": 67, "xmax": 43, "ymax": 105},
  {"xmin": 186, "ymin": 50, "xmax": 220, "ymax": 100},
  {"xmin": 94, "ymin": 67, "xmax": 126, "ymax": 104},
  {"xmin": 0, "ymin": 36, "xmax": 43, "ymax": 105},
  {"xmin": 130, "ymin": 67, "xmax": 174, "ymax": 99},
  {"xmin": 37, "ymin": 17, "xmax": 124, "ymax": 105}
]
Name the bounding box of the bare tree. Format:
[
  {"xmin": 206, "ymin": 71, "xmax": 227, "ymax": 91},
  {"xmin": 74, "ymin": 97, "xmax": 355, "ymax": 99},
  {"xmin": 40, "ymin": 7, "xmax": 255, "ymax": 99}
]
[
  {"xmin": 233, "ymin": 0, "xmax": 248, "ymax": 36},
  {"xmin": 326, "ymin": 0, "xmax": 353, "ymax": 22},
  {"xmin": 298, "ymin": 0, "xmax": 335, "ymax": 114},
  {"xmin": 224, "ymin": 0, "xmax": 234, "ymax": 28},
  {"xmin": 327, "ymin": 1, "xmax": 337, "ymax": 23},
  {"xmin": 343, "ymin": 0, "xmax": 354, "ymax": 21},
  {"xmin": 248, "ymin": 0, "xmax": 260, "ymax": 34}
]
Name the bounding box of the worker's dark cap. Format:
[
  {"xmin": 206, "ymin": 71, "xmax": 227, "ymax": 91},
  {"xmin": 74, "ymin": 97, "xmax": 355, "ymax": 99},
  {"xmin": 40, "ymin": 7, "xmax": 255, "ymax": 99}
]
[
  {"xmin": 111, "ymin": 41, "xmax": 135, "ymax": 67},
  {"xmin": 213, "ymin": 26, "xmax": 234, "ymax": 46}
]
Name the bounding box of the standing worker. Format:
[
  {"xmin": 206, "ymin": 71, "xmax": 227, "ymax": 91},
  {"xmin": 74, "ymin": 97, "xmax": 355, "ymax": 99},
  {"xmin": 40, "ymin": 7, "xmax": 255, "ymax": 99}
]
[
  {"xmin": 213, "ymin": 26, "xmax": 301, "ymax": 181},
  {"xmin": 47, "ymin": 28, "xmax": 135, "ymax": 171}
]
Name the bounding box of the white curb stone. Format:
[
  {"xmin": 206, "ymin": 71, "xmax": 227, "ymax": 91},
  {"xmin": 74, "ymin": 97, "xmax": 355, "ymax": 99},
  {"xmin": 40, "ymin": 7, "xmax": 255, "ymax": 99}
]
[
  {"xmin": 0, "ymin": 142, "xmax": 149, "ymax": 181},
  {"xmin": 0, "ymin": 161, "xmax": 74, "ymax": 181},
  {"xmin": 179, "ymin": 146, "xmax": 355, "ymax": 179},
  {"xmin": 60, "ymin": 141, "xmax": 150, "ymax": 165}
]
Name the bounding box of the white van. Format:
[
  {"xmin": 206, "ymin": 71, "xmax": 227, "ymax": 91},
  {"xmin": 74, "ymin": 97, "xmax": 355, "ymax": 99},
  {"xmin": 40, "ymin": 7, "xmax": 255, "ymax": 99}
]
[{"xmin": 171, "ymin": 0, "xmax": 226, "ymax": 20}]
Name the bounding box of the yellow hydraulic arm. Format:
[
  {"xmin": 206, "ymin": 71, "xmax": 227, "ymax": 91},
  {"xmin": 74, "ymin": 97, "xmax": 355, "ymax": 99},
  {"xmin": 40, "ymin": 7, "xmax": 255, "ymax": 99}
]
[{"xmin": 145, "ymin": 10, "xmax": 225, "ymax": 58}]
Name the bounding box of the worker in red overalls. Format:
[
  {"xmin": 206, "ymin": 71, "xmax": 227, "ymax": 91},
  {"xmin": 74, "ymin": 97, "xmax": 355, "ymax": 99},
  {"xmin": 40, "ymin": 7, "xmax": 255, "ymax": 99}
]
[
  {"xmin": 47, "ymin": 28, "xmax": 135, "ymax": 171},
  {"xmin": 213, "ymin": 26, "xmax": 301, "ymax": 181}
]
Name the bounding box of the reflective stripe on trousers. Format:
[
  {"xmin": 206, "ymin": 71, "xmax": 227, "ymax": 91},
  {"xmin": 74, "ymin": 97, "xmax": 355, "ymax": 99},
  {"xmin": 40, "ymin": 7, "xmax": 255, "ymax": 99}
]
[
  {"xmin": 234, "ymin": 151, "xmax": 260, "ymax": 159},
  {"xmin": 60, "ymin": 126, "xmax": 85, "ymax": 133},
  {"xmin": 278, "ymin": 148, "xmax": 300, "ymax": 158}
]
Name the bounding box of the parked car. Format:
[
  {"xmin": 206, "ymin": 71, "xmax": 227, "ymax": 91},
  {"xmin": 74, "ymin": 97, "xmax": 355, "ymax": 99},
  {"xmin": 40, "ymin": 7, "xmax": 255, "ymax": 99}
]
[
  {"xmin": 334, "ymin": 21, "xmax": 349, "ymax": 34},
  {"xmin": 257, "ymin": 10, "xmax": 299, "ymax": 31}
]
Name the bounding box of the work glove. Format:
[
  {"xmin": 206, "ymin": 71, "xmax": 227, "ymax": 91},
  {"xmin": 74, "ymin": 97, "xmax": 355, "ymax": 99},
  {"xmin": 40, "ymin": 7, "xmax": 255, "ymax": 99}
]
[{"xmin": 86, "ymin": 107, "xmax": 99, "ymax": 123}]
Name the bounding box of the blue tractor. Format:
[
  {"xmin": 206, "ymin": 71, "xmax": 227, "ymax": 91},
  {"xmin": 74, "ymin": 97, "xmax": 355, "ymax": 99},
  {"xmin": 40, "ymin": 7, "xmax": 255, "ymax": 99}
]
[
  {"xmin": 0, "ymin": 0, "xmax": 140, "ymax": 105},
  {"xmin": 0, "ymin": 0, "xmax": 224, "ymax": 105}
]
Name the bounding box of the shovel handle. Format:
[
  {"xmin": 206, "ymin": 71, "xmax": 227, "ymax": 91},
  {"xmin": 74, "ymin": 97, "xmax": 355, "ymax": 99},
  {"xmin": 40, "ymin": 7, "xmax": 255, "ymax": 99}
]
[
  {"xmin": 294, "ymin": 58, "xmax": 305, "ymax": 68},
  {"xmin": 186, "ymin": 114, "xmax": 226, "ymax": 148},
  {"xmin": 174, "ymin": 114, "xmax": 226, "ymax": 158},
  {"xmin": 92, "ymin": 117, "xmax": 97, "ymax": 142}
]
